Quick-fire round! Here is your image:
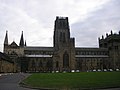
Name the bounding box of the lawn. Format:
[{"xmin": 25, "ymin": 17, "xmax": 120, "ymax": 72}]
[{"xmin": 22, "ymin": 72, "xmax": 120, "ymax": 89}]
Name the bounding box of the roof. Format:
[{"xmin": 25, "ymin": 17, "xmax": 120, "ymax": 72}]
[
  {"xmin": 10, "ymin": 41, "xmax": 18, "ymax": 48},
  {"xmin": 0, "ymin": 52, "xmax": 13, "ymax": 63},
  {"xmin": 24, "ymin": 46, "xmax": 53, "ymax": 51},
  {"xmin": 25, "ymin": 55, "xmax": 52, "ymax": 58},
  {"xmin": 75, "ymin": 55, "xmax": 109, "ymax": 58},
  {"xmin": 75, "ymin": 47, "xmax": 108, "ymax": 51}
]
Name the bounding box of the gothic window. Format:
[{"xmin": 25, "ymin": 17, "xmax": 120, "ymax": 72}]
[
  {"xmin": 59, "ymin": 21, "xmax": 65, "ymax": 28},
  {"xmin": 56, "ymin": 61, "xmax": 59, "ymax": 68},
  {"xmin": 32, "ymin": 60, "xmax": 35, "ymax": 67},
  {"xmin": 59, "ymin": 32, "xmax": 66, "ymax": 42},
  {"xmin": 63, "ymin": 51, "xmax": 69, "ymax": 68},
  {"xmin": 39, "ymin": 61, "xmax": 43, "ymax": 67},
  {"xmin": 59, "ymin": 21, "xmax": 62, "ymax": 28},
  {"xmin": 47, "ymin": 61, "xmax": 52, "ymax": 68},
  {"xmin": 60, "ymin": 32, "xmax": 62, "ymax": 42},
  {"xmin": 62, "ymin": 21, "xmax": 64, "ymax": 27},
  {"xmin": 77, "ymin": 61, "xmax": 82, "ymax": 69},
  {"xmin": 63, "ymin": 33, "xmax": 66, "ymax": 42}
]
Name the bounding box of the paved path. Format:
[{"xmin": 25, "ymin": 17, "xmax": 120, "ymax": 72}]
[
  {"xmin": 0, "ymin": 73, "xmax": 36, "ymax": 90},
  {"xmin": 98, "ymin": 88, "xmax": 120, "ymax": 90}
]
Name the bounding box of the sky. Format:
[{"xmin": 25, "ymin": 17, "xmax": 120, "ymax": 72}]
[{"xmin": 0, "ymin": 0, "xmax": 120, "ymax": 52}]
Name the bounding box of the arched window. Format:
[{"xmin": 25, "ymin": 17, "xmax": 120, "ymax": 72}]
[
  {"xmin": 63, "ymin": 51, "xmax": 69, "ymax": 68},
  {"xmin": 47, "ymin": 61, "xmax": 52, "ymax": 68},
  {"xmin": 63, "ymin": 32, "xmax": 66, "ymax": 42},
  {"xmin": 39, "ymin": 61, "xmax": 43, "ymax": 67},
  {"xmin": 60, "ymin": 32, "xmax": 62, "ymax": 42},
  {"xmin": 56, "ymin": 61, "xmax": 59, "ymax": 68},
  {"xmin": 32, "ymin": 60, "xmax": 35, "ymax": 67}
]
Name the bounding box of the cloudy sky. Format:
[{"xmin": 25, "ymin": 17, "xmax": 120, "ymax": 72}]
[{"xmin": 0, "ymin": 0, "xmax": 120, "ymax": 52}]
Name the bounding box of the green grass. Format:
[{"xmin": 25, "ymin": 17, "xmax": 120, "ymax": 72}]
[{"xmin": 23, "ymin": 72, "xmax": 120, "ymax": 89}]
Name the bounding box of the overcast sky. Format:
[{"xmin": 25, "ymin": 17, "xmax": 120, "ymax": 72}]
[{"xmin": 0, "ymin": 0, "xmax": 120, "ymax": 52}]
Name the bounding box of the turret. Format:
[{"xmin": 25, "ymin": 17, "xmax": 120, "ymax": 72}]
[
  {"xmin": 111, "ymin": 30, "xmax": 113, "ymax": 35},
  {"xmin": 106, "ymin": 33, "xmax": 108, "ymax": 37},
  {"xmin": 119, "ymin": 31, "xmax": 120, "ymax": 35},
  {"xmin": 25, "ymin": 40, "xmax": 27, "ymax": 46},
  {"xmin": 19, "ymin": 31, "xmax": 24, "ymax": 47},
  {"xmin": 102, "ymin": 35, "xmax": 104, "ymax": 39}
]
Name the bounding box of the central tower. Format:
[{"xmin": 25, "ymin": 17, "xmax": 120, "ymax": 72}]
[{"xmin": 53, "ymin": 16, "xmax": 75, "ymax": 72}]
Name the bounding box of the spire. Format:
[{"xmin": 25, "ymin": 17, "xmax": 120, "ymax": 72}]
[
  {"xmin": 4, "ymin": 31, "xmax": 8, "ymax": 45},
  {"xmin": 19, "ymin": 31, "xmax": 24, "ymax": 47}
]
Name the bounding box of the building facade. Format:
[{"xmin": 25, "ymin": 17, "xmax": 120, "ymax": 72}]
[
  {"xmin": 3, "ymin": 16, "xmax": 120, "ymax": 72},
  {"xmin": 0, "ymin": 52, "xmax": 14, "ymax": 73}
]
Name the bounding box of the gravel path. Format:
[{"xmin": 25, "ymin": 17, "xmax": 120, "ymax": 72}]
[{"xmin": 0, "ymin": 73, "xmax": 36, "ymax": 90}]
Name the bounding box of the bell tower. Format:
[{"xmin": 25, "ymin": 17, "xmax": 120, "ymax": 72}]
[
  {"xmin": 54, "ymin": 17, "xmax": 70, "ymax": 50},
  {"xmin": 53, "ymin": 16, "xmax": 75, "ymax": 72}
]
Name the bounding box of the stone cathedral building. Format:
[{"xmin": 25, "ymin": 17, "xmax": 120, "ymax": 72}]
[{"xmin": 3, "ymin": 16, "xmax": 120, "ymax": 72}]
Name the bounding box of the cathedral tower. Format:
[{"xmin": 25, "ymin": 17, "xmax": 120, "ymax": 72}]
[{"xmin": 53, "ymin": 16, "xmax": 75, "ymax": 72}]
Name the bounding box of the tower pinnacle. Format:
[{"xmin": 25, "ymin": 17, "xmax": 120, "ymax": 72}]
[
  {"xmin": 4, "ymin": 31, "xmax": 8, "ymax": 45},
  {"xmin": 25, "ymin": 40, "xmax": 27, "ymax": 46},
  {"xmin": 19, "ymin": 31, "xmax": 24, "ymax": 47}
]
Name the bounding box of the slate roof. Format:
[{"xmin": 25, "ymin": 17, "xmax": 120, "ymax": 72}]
[
  {"xmin": 24, "ymin": 46, "xmax": 53, "ymax": 51},
  {"xmin": 25, "ymin": 55, "xmax": 52, "ymax": 57},
  {"xmin": 0, "ymin": 52, "xmax": 13, "ymax": 63},
  {"xmin": 75, "ymin": 47, "xmax": 108, "ymax": 51}
]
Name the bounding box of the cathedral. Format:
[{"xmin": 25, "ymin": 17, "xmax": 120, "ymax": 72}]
[{"xmin": 3, "ymin": 16, "xmax": 120, "ymax": 72}]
